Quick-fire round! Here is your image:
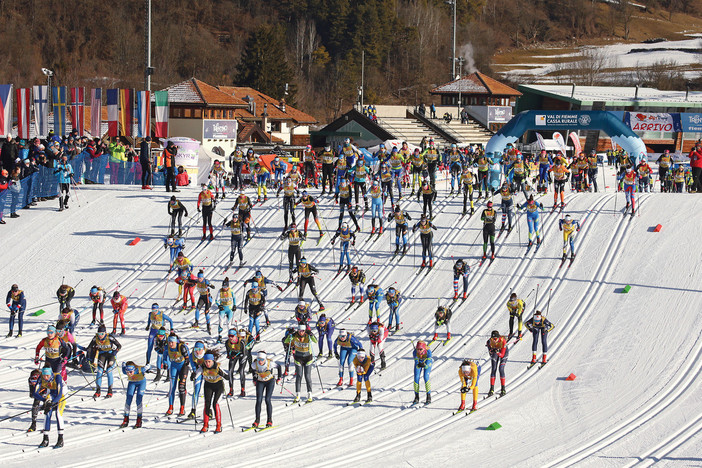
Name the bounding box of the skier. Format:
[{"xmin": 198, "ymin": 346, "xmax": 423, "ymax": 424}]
[
  {"xmin": 452, "ymin": 259, "xmax": 470, "ymax": 300},
  {"xmin": 163, "ymin": 332, "xmax": 190, "ymax": 416},
  {"xmin": 320, "ymin": 146, "xmax": 336, "ymax": 195},
  {"xmin": 271, "ymin": 156, "xmax": 287, "ymax": 189},
  {"xmin": 181, "ymin": 272, "xmax": 198, "ymax": 310},
  {"xmin": 234, "ymin": 189, "xmax": 254, "ymax": 240},
  {"xmin": 417, "ymin": 180, "xmax": 435, "ymax": 220},
  {"xmin": 618, "ymin": 166, "xmax": 639, "ymax": 214},
  {"xmin": 384, "ymin": 286, "xmax": 402, "ymax": 332},
  {"xmin": 656, "ymin": 150, "xmax": 672, "ymax": 192},
  {"xmin": 197, "ymin": 350, "xmax": 227, "ymax": 433},
  {"xmin": 330, "ymin": 223, "xmax": 357, "ymax": 272},
  {"xmin": 229, "ymin": 147, "xmax": 244, "ymax": 190},
  {"xmin": 506, "ymin": 293, "xmax": 526, "ymax": 340},
  {"xmin": 277, "ymin": 177, "xmax": 299, "ymax": 233},
  {"xmin": 315, "ymin": 314, "xmax": 336, "ymax": 358},
  {"xmin": 110, "ymin": 291, "xmax": 128, "ymax": 335},
  {"xmin": 637, "ymin": 158, "xmax": 652, "ymax": 193},
  {"xmin": 351, "ymin": 349, "xmax": 374, "ymax": 404},
  {"xmin": 386, "ymin": 205, "xmax": 412, "ymax": 255},
  {"xmin": 352, "ymin": 157, "xmax": 370, "ymax": 211},
  {"xmin": 6, "ymin": 283, "xmax": 25, "ymax": 337},
  {"xmin": 294, "ymin": 300, "xmax": 313, "ymax": 329},
  {"xmin": 55, "ymin": 322, "xmax": 76, "ymax": 381},
  {"xmin": 252, "ymin": 163, "xmax": 270, "ymax": 202},
  {"xmin": 348, "ymin": 265, "xmax": 366, "ymax": 304},
  {"xmin": 120, "ymin": 361, "xmax": 149, "ymax": 429},
  {"xmin": 193, "ymin": 270, "xmax": 214, "ymax": 333},
  {"xmin": 167, "ymin": 196, "xmax": 188, "ymax": 237},
  {"xmin": 537, "ymin": 150, "xmax": 552, "ymax": 194},
  {"xmin": 225, "ymin": 328, "xmax": 254, "ymax": 397},
  {"xmin": 498, "ymin": 182, "xmax": 514, "ymax": 232},
  {"xmin": 56, "ymin": 284, "xmax": 75, "ymax": 314},
  {"xmin": 145, "ymin": 303, "xmax": 173, "ymax": 366},
  {"xmin": 412, "ymin": 340, "xmax": 433, "ymax": 405},
  {"xmin": 281, "ymin": 326, "xmax": 296, "ymax": 376},
  {"xmin": 301, "ymin": 145, "xmax": 318, "ymax": 187},
  {"xmin": 58, "ymin": 307, "xmax": 78, "ymax": 335},
  {"xmin": 558, "ymin": 214, "xmax": 581, "ymax": 262},
  {"xmin": 296, "ymin": 190, "xmax": 324, "ymax": 239},
  {"xmin": 243, "ymin": 271, "xmax": 283, "ymax": 326},
  {"xmin": 481, "ymin": 201, "xmax": 497, "ymax": 260},
  {"xmin": 412, "ymin": 214, "xmax": 438, "ymax": 267},
  {"xmin": 475, "ymin": 153, "xmax": 490, "ymax": 198},
  {"xmin": 187, "ymin": 341, "xmax": 206, "ymax": 419},
  {"xmin": 518, "ymin": 195, "xmax": 543, "ymax": 248},
  {"xmin": 88, "ymin": 285, "xmax": 106, "ymax": 326},
  {"xmin": 409, "ymin": 147, "xmax": 424, "ymax": 196},
  {"xmin": 432, "ymin": 306, "xmax": 452, "ymax": 342},
  {"xmin": 152, "ymin": 327, "xmax": 170, "ymax": 382},
  {"xmin": 673, "ymin": 165, "xmax": 686, "ymax": 193},
  {"xmin": 586, "ymin": 150, "xmax": 599, "ymax": 192},
  {"xmin": 223, "ymin": 210, "xmax": 245, "ymax": 266},
  {"xmin": 197, "ymin": 182, "xmax": 216, "ymax": 241},
  {"xmin": 34, "ymin": 366, "xmax": 65, "ymax": 448},
  {"xmin": 457, "ymin": 359, "xmax": 479, "ymax": 412},
  {"xmin": 215, "ymin": 278, "xmax": 236, "ymax": 342},
  {"xmin": 336, "ymin": 178, "xmax": 360, "ymax": 231},
  {"xmin": 27, "ymin": 369, "xmax": 42, "ymax": 432},
  {"xmin": 379, "ymin": 162, "xmax": 395, "ymax": 208},
  {"xmin": 569, "ymin": 152, "xmax": 588, "ymax": 192},
  {"xmin": 367, "ymin": 321, "xmax": 388, "ymax": 370},
  {"xmin": 525, "ymin": 311, "xmax": 555, "ymax": 365},
  {"xmin": 486, "ymin": 330, "xmax": 508, "ymax": 397},
  {"xmin": 368, "ymin": 180, "xmax": 385, "ymax": 234},
  {"xmin": 510, "ymin": 155, "xmax": 528, "ymax": 193},
  {"xmin": 422, "ymin": 139, "xmax": 441, "ymax": 191},
  {"xmin": 334, "ymin": 329, "xmax": 362, "ymax": 386},
  {"xmin": 280, "ymin": 223, "xmax": 305, "ymax": 282},
  {"xmin": 54, "ymin": 154, "xmax": 73, "ymax": 211},
  {"xmin": 447, "ymin": 144, "xmax": 464, "ymax": 194},
  {"xmin": 171, "ymin": 251, "xmax": 193, "ymax": 296},
  {"xmin": 34, "ymin": 325, "xmax": 71, "ymax": 374},
  {"xmin": 284, "ymin": 323, "xmax": 318, "ymax": 403},
  {"xmin": 549, "ymin": 158, "xmax": 570, "ymax": 208},
  {"xmin": 244, "ymin": 282, "xmax": 266, "ymax": 341},
  {"xmin": 460, "ymin": 166, "xmax": 475, "ymax": 216},
  {"xmin": 292, "ymin": 257, "xmax": 324, "ymax": 309},
  {"xmin": 87, "ymin": 324, "xmax": 121, "ymax": 399},
  {"xmin": 366, "ymin": 284, "xmax": 384, "ymax": 324},
  {"xmin": 250, "ymin": 351, "xmax": 282, "ymax": 429},
  {"xmin": 335, "ymin": 144, "xmax": 352, "ymax": 197},
  {"xmin": 209, "ymin": 159, "xmax": 227, "ymax": 199}
]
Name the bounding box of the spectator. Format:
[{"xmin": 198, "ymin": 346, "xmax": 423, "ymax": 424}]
[
  {"xmin": 688, "ymin": 142, "xmax": 702, "ymax": 193},
  {"xmin": 175, "ymin": 166, "xmax": 189, "ymax": 186},
  {"xmin": 139, "ymin": 137, "xmax": 152, "ymax": 189},
  {"xmin": 430, "ymin": 103, "xmax": 437, "ymax": 119},
  {"xmin": 0, "ymin": 169, "xmax": 8, "ymax": 224},
  {"xmin": 1, "ymin": 135, "xmax": 18, "ymax": 172},
  {"xmin": 8, "ymin": 166, "xmax": 21, "ymax": 218},
  {"xmin": 21, "ymin": 158, "xmax": 38, "ymax": 208},
  {"xmin": 108, "ymin": 140, "xmax": 126, "ymax": 184},
  {"xmin": 163, "ymin": 141, "xmax": 178, "ymax": 192}
]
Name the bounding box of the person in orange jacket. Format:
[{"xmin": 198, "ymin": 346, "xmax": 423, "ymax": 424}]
[
  {"xmin": 111, "ymin": 291, "xmax": 128, "ymax": 335},
  {"xmin": 162, "ymin": 141, "xmax": 177, "ymax": 192}
]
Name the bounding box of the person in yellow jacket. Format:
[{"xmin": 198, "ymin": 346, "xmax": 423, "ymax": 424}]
[
  {"xmin": 351, "ymin": 349, "xmax": 374, "ymax": 404},
  {"xmin": 506, "ymin": 292, "xmax": 526, "ymax": 340},
  {"xmin": 457, "ymin": 359, "xmax": 478, "ymax": 413},
  {"xmin": 108, "ymin": 140, "xmax": 127, "ymax": 184}
]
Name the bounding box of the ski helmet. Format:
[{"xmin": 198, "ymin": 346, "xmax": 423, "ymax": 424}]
[
  {"xmin": 491, "ymin": 330, "xmax": 500, "ymax": 338},
  {"xmin": 357, "ymin": 350, "xmax": 366, "ymax": 361}
]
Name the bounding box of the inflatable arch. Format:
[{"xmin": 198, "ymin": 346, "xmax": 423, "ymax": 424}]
[{"xmin": 485, "ymin": 111, "xmax": 647, "ymax": 163}]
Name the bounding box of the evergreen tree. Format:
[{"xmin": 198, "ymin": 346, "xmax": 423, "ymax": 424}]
[{"xmin": 236, "ymin": 24, "xmax": 297, "ymax": 104}]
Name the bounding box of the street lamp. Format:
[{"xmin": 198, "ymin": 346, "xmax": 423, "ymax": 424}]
[{"xmin": 42, "ymin": 68, "xmax": 54, "ymax": 108}]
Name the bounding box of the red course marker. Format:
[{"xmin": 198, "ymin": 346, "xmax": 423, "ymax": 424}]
[
  {"xmin": 654, "ymin": 224, "xmax": 662, "ymax": 232},
  {"xmin": 129, "ymin": 237, "xmax": 142, "ymax": 246},
  {"xmin": 566, "ymin": 373, "xmax": 577, "ymax": 381}
]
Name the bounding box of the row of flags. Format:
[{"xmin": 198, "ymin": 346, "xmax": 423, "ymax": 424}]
[{"xmin": 0, "ymin": 85, "xmax": 169, "ymax": 140}]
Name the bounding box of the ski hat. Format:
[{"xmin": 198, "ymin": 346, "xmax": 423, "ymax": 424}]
[
  {"xmin": 250, "ymin": 282, "xmax": 258, "ymax": 290},
  {"xmin": 416, "ymin": 341, "xmax": 427, "ymax": 353},
  {"xmin": 177, "ymin": 252, "xmax": 184, "ymax": 257},
  {"xmin": 11, "ymin": 284, "xmax": 18, "ymax": 291},
  {"xmin": 344, "ymin": 138, "xmax": 350, "ymax": 144},
  {"xmin": 491, "ymin": 330, "xmax": 500, "ymax": 338},
  {"xmin": 298, "ymin": 300, "xmax": 306, "ymax": 307},
  {"xmin": 338, "ymin": 329, "xmax": 348, "ymax": 339},
  {"xmin": 369, "ymin": 323, "xmax": 379, "ymax": 332},
  {"xmin": 341, "ymin": 222, "xmax": 348, "ymax": 231},
  {"xmin": 487, "ymin": 201, "xmax": 493, "ymax": 208},
  {"xmin": 228, "ymin": 328, "xmax": 237, "ymax": 337},
  {"xmin": 152, "ymin": 303, "xmax": 159, "ymax": 310},
  {"xmin": 437, "ymin": 306, "xmax": 446, "ymax": 316},
  {"xmin": 90, "ymin": 286, "xmax": 98, "ymax": 294},
  {"xmin": 194, "ymin": 341, "xmax": 205, "ymax": 351},
  {"xmin": 97, "ymin": 324, "xmax": 107, "ymax": 333},
  {"xmin": 46, "ymin": 325, "xmax": 56, "ymax": 334},
  {"xmin": 238, "ymin": 329, "xmax": 247, "ymax": 337},
  {"xmin": 565, "ymin": 215, "xmax": 571, "ymax": 222},
  {"xmin": 204, "ymin": 353, "xmax": 215, "ymax": 362},
  {"xmin": 113, "ymin": 291, "xmax": 121, "ymax": 300},
  {"xmin": 256, "ymin": 351, "xmax": 267, "ymax": 361},
  {"xmin": 222, "ymin": 277, "xmax": 230, "ymax": 287},
  {"xmin": 158, "ymin": 327, "xmax": 167, "ymax": 336},
  {"xmin": 197, "ymin": 271, "xmax": 204, "ymax": 279},
  {"xmin": 125, "ymin": 364, "xmax": 136, "ymax": 373},
  {"xmin": 357, "ymin": 350, "xmax": 366, "ymax": 361},
  {"xmin": 461, "ymin": 363, "xmax": 472, "ymax": 374},
  {"xmin": 255, "ymin": 270, "xmax": 262, "ymax": 278},
  {"xmin": 394, "ymin": 205, "xmax": 400, "ymax": 212},
  {"xmin": 168, "ymin": 335, "xmax": 178, "ymax": 343},
  {"xmin": 391, "ymin": 147, "xmax": 398, "ymax": 153},
  {"xmin": 298, "ymin": 323, "xmax": 307, "ymax": 332},
  {"xmin": 302, "ymin": 190, "xmax": 308, "ymax": 196},
  {"xmin": 300, "ymin": 257, "xmax": 307, "ymax": 264},
  {"xmin": 456, "ymin": 258, "xmax": 464, "ymax": 266},
  {"xmin": 41, "ymin": 367, "xmax": 53, "ymax": 376}
]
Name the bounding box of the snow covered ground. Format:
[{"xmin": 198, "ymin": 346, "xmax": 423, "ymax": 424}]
[{"xmin": 1, "ymin": 165, "xmax": 702, "ymax": 467}]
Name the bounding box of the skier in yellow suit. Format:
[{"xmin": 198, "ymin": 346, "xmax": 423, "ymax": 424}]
[{"xmin": 457, "ymin": 359, "xmax": 478, "ymax": 413}]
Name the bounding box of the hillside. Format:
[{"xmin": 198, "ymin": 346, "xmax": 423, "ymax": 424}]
[{"xmin": 0, "ymin": 165, "xmax": 701, "ymax": 466}]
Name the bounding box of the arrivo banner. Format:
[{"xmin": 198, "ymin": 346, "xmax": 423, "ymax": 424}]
[{"xmin": 624, "ymin": 112, "xmax": 682, "ymax": 132}]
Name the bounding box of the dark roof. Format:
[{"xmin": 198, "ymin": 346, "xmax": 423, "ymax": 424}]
[{"xmin": 431, "ymin": 72, "xmax": 521, "ymax": 96}]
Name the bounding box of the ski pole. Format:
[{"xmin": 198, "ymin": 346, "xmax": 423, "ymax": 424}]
[
  {"xmin": 524, "ymin": 288, "xmax": 536, "ymax": 302},
  {"xmin": 534, "ymin": 284, "xmax": 539, "ymax": 314},
  {"xmin": 280, "ymin": 345, "xmax": 292, "ymax": 394},
  {"xmin": 225, "ymin": 392, "xmax": 235, "ymax": 430},
  {"xmin": 545, "ymin": 288, "xmax": 552, "ymax": 317},
  {"xmin": 73, "ymin": 279, "xmax": 84, "ymax": 290},
  {"xmin": 315, "ymin": 362, "xmax": 325, "ymax": 393}
]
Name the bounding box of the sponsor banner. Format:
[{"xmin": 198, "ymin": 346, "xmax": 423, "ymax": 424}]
[
  {"xmin": 680, "ymin": 113, "xmax": 702, "ymax": 132},
  {"xmin": 535, "ymin": 113, "xmax": 591, "ymax": 127},
  {"xmin": 203, "ymin": 119, "xmax": 237, "ymax": 139},
  {"xmin": 487, "ymin": 106, "xmax": 512, "ymax": 123},
  {"xmin": 625, "ymin": 112, "xmax": 681, "ymax": 132}
]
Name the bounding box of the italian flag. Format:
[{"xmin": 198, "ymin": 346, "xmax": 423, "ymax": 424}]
[{"xmin": 154, "ymin": 90, "xmax": 169, "ymax": 138}]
